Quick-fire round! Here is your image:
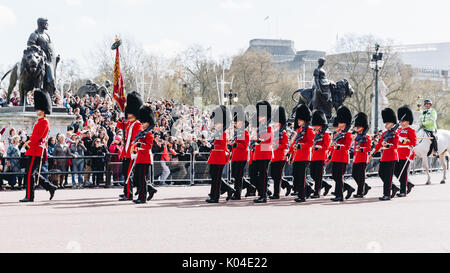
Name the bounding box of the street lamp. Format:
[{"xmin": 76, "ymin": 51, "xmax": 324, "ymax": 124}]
[
  {"xmin": 224, "ymin": 89, "xmax": 238, "ymax": 106},
  {"xmin": 370, "ymin": 44, "xmax": 384, "ymax": 134}
]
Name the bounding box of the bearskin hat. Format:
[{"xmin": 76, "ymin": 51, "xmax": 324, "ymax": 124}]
[
  {"xmin": 382, "ymin": 108, "xmax": 397, "ymax": 124},
  {"xmin": 272, "ymin": 106, "xmax": 287, "ymax": 127},
  {"xmin": 398, "ymin": 105, "xmax": 414, "ymax": 125},
  {"xmin": 34, "ymin": 90, "xmax": 52, "ymax": 115},
  {"xmin": 311, "ymin": 110, "xmax": 327, "ymax": 127},
  {"xmin": 125, "ymin": 91, "xmax": 144, "ymax": 118},
  {"xmin": 256, "ymin": 101, "xmax": 272, "ymax": 126},
  {"xmin": 294, "ymin": 104, "xmax": 312, "ymax": 130},
  {"xmin": 138, "ymin": 104, "xmax": 155, "ymax": 127},
  {"xmin": 336, "ymin": 106, "xmax": 352, "ymax": 125},
  {"xmin": 211, "ymin": 105, "xmax": 231, "ymax": 130},
  {"xmin": 354, "ymin": 112, "xmax": 369, "ymax": 129}
]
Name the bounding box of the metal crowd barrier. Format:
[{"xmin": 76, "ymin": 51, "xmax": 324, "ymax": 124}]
[{"xmin": 0, "ymin": 152, "xmax": 445, "ymax": 188}]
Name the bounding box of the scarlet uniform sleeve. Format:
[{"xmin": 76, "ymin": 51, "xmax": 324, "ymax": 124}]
[
  {"xmin": 323, "ymin": 133, "xmax": 331, "ymax": 150},
  {"xmin": 117, "ymin": 121, "xmax": 125, "ymax": 131},
  {"xmin": 138, "ymin": 133, "xmax": 154, "ymax": 150},
  {"xmin": 409, "ymin": 129, "xmax": 417, "ymax": 147},
  {"xmin": 360, "ymin": 136, "xmax": 372, "ymax": 152},
  {"xmin": 303, "ymin": 128, "xmax": 315, "ymax": 149},
  {"xmin": 288, "ymin": 131, "xmax": 298, "ymax": 154},
  {"xmin": 372, "ymin": 133, "xmax": 385, "ymax": 155},
  {"xmin": 236, "ymin": 130, "xmax": 249, "ymax": 150},
  {"xmin": 279, "ymin": 132, "xmax": 289, "ymax": 150}
]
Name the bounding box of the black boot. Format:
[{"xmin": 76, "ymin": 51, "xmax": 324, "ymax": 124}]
[
  {"xmin": 269, "ymin": 194, "xmax": 280, "ymax": 200},
  {"xmin": 323, "ymin": 182, "xmax": 332, "ymax": 196},
  {"xmin": 20, "ymin": 198, "xmax": 34, "ymax": 203},
  {"xmin": 226, "ymin": 188, "xmax": 236, "ymax": 202},
  {"xmin": 364, "ymin": 185, "xmax": 372, "ymax": 196},
  {"xmin": 391, "ymin": 185, "xmax": 400, "ymax": 199},
  {"xmin": 285, "ymin": 183, "xmax": 293, "ymax": 197},
  {"xmin": 147, "ymin": 188, "xmax": 158, "ymax": 201},
  {"xmin": 379, "ymin": 196, "xmax": 391, "ymax": 201},
  {"xmin": 345, "ymin": 187, "xmax": 355, "ymax": 200},
  {"xmin": 294, "ymin": 197, "xmax": 306, "ymax": 203},
  {"xmin": 407, "ymin": 183, "xmax": 415, "ymax": 194},
  {"xmin": 253, "ymin": 198, "xmax": 267, "ymax": 203},
  {"xmin": 206, "ymin": 199, "xmax": 219, "ymax": 204},
  {"xmin": 331, "ymin": 197, "xmax": 344, "ymax": 202},
  {"xmin": 133, "ymin": 200, "xmax": 146, "ymax": 204},
  {"xmin": 49, "ymin": 185, "xmax": 57, "ymax": 201}
]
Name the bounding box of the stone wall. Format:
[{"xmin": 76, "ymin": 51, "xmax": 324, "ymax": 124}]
[{"xmin": 0, "ymin": 107, "xmax": 75, "ymax": 137}]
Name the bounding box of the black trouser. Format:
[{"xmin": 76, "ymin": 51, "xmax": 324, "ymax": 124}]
[
  {"xmin": 293, "ymin": 161, "xmax": 309, "ymax": 199},
  {"xmin": 270, "ymin": 161, "xmax": 289, "ymax": 196},
  {"xmin": 248, "ymin": 163, "xmax": 257, "ymax": 195},
  {"xmin": 254, "ymin": 160, "xmax": 271, "ymax": 198},
  {"xmin": 332, "ymin": 162, "xmax": 348, "ymax": 199},
  {"xmin": 427, "ymin": 131, "xmax": 438, "ymax": 155},
  {"xmin": 134, "ymin": 164, "xmax": 156, "ymax": 202},
  {"xmin": 232, "ymin": 161, "xmax": 247, "ymax": 197},
  {"xmin": 379, "ymin": 161, "xmax": 396, "ymax": 197},
  {"xmin": 122, "ymin": 158, "xmax": 133, "ymax": 199},
  {"xmin": 209, "ymin": 164, "xmax": 225, "ymax": 200},
  {"xmin": 24, "ymin": 156, "xmax": 54, "ymax": 201},
  {"xmin": 352, "ymin": 162, "xmax": 368, "ymax": 195},
  {"xmin": 310, "ymin": 161, "xmax": 325, "ymax": 195},
  {"xmin": 395, "ymin": 160, "xmax": 411, "ymax": 194}
]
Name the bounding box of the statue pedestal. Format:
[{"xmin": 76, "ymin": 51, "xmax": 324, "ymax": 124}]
[{"xmin": 0, "ymin": 106, "xmax": 75, "ymax": 136}]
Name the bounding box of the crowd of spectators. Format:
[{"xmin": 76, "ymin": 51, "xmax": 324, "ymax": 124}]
[{"xmin": 0, "ymin": 88, "xmax": 216, "ymax": 191}]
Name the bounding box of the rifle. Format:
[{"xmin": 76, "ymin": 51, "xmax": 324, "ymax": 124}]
[
  {"xmin": 383, "ymin": 114, "xmax": 406, "ymax": 145},
  {"xmin": 287, "ymin": 122, "xmax": 310, "ymax": 165},
  {"xmin": 355, "ymin": 127, "xmax": 369, "ymax": 147},
  {"xmin": 313, "ymin": 124, "xmax": 328, "ymax": 150},
  {"xmin": 133, "ymin": 124, "xmax": 156, "ymax": 144}
]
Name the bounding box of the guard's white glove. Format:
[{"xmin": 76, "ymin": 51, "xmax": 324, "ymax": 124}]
[
  {"xmin": 131, "ymin": 154, "xmax": 137, "ymax": 160},
  {"xmin": 120, "ymin": 112, "xmax": 125, "ymax": 119}
]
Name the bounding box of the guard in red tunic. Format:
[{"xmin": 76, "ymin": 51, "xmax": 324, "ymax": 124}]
[
  {"xmin": 288, "ymin": 105, "xmax": 315, "ymax": 203},
  {"xmin": 368, "ymin": 108, "xmax": 400, "ymax": 201},
  {"xmin": 206, "ymin": 106, "xmax": 234, "ymax": 203},
  {"xmin": 20, "ymin": 90, "xmax": 57, "ymax": 203},
  {"xmin": 118, "ymin": 92, "xmax": 143, "ymax": 201},
  {"xmin": 253, "ymin": 101, "xmax": 273, "ymax": 203},
  {"xmin": 131, "ymin": 105, "xmax": 156, "ymax": 204},
  {"xmin": 310, "ymin": 110, "xmax": 332, "ymax": 199},
  {"xmin": 328, "ymin": 106, "xmax": 355, "ymax": 202},
  {"xmin": 395, "ymin": 106, "xmax": 417, "ymax": 197},
  {"xmin": 230, "ymin": 105, "xmax": 250, "ymax": 200},
  {"xmin": 352, "ymin": 113, "xmax": 372, "ymax": 198},
  {"xmin": 270, "ymin": 106, "xmax": 293, "ymax": 199}
]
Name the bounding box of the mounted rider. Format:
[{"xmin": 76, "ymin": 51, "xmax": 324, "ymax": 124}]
[
  {"xmin": 419, "ymin": 99, "xmax": 438, "ymax": 156},
  {"xmin": 27, "ymin": 18, "xmax": 57, "ymax": 97}
]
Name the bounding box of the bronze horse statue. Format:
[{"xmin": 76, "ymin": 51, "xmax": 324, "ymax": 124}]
[{"xmin": 291, "ymin": 79, "xmax": 354, "ymax": 122}]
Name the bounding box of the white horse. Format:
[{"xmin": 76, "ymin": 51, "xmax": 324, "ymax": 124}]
[{"xmin": 414, "ymin": 127, "xmax": 450, "ymax": 184}]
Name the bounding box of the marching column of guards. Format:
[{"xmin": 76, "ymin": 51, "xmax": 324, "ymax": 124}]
[{"xmin": 204, "ymin": 102, "xmax": 420, "ymax": 204}]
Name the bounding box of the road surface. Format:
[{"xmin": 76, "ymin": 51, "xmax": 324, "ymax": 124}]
[{"xmin": 0, "ymin": 172, "xmax": 449, "ymax": 253}]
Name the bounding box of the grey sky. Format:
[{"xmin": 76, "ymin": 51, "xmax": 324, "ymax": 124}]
[{"xmin": 0, "ymin": 0, "xmax": 449, "ymax": 71}]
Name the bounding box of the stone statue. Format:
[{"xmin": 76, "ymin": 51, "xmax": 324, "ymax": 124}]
[
  {"xmin": 291, "ymin": 57, "xmax": 354, "ymax": 123},
  {"xmin": 312, "ymin": 58, "xmax": 333, "ymax": 121},
  {"xmin": 76, "ymin": 80, "xmax": 112, "ymax": 98},
  {"xmin": 27, "ymin": 18, "xmax": 58, "ymax": 97},
  {"xmin": 1, "ymin": 18, "xmax": 59, "ymax": 106}
]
